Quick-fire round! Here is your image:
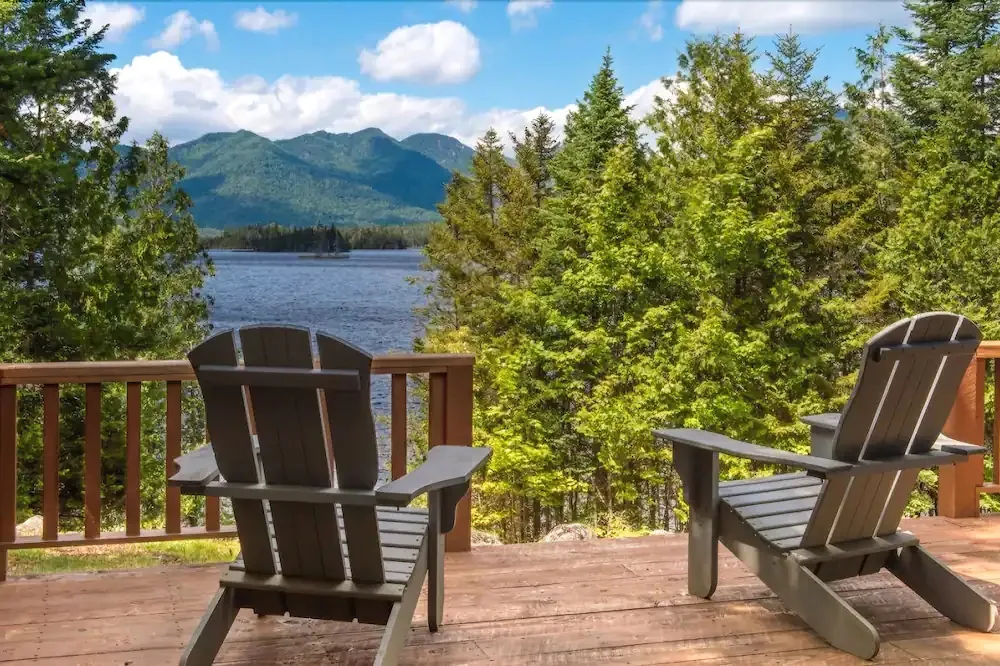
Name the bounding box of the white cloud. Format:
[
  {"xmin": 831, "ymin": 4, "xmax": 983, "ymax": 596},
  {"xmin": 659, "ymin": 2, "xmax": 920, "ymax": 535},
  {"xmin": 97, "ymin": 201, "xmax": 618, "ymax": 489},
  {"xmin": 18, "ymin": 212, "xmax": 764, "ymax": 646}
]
[
  {"xmin": 674, "ymin": 0, "xmax": 909, "ymax": 34},
  {"xmin": 111, "ymin": 52, "xmax": 668, "ymax": 155},
  {"xmin": 638, "ymin": 0, "xmax": 664, "ymax": 42},
  {"xmin": 446, "ymin": 0, "xmax": 477, "ymax": 13},
  {"xmin": 507, "ymin": 0, "xmax": 552, "ymax": 30},
  {"xmin": 150, "ymin": 11, "xmax": 219, "ymax": 50},
  {"xmin": 81, "ymin": 3, "xmax": 144, "ymax": 42},
  {"xmin": 235, "ymin": 6, "xmax": 298, "ymax": 33},
  {"xmin": 359, "ymin": 21, "xmax": 481, "ymax": 85}
]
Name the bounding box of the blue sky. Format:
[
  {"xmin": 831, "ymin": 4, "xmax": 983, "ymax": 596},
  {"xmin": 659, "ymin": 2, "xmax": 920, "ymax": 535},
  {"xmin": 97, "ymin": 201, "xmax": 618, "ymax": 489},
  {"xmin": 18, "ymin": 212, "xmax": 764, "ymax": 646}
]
[{"xmin": 86, "ymin": 1, "xmax": 913, "ymax": 148}]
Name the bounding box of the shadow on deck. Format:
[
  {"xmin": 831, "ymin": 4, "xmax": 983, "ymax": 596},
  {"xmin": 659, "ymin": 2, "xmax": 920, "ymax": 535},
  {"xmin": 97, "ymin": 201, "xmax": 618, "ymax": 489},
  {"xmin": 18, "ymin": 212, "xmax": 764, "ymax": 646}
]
[{"xmin": 3, "ymin": 516, "xmax": 1000, "ymax": 665}]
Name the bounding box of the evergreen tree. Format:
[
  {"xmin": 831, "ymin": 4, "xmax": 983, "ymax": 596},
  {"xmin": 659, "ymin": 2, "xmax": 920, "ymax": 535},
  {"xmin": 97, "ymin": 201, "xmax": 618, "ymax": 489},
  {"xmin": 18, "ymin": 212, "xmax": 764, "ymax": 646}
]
[
  {"xmin": 826, "ymin": 25, "xmax": 906, "ymax": 330},
  {"xmin": 765, "ymin": 30, "xmax": 839, "ymax": 150},
  {"xmin": 550, "ymin": 48, "xmax": 641, "ymax": 193},
  {"xmin": 1, "ymin": 0, "xmax": 212, "ymax": 529},
  {"xmin": 892, "ymin": 0, "xmax": 1000, "ymax": 133},
  {"xmin": 647, "ymin": 32, "xmax": 853, "ymax": 475},
  {"xmin": 873, "ymin": 0, "xmax": 1000, "ymax": 335},
  {"xmin": 419, "ymin": 3, "xmax": 1000, "ymax": 539},
  {"xmin": 510, "ymin": 113, "xmax": 558, "ymax": 206}
]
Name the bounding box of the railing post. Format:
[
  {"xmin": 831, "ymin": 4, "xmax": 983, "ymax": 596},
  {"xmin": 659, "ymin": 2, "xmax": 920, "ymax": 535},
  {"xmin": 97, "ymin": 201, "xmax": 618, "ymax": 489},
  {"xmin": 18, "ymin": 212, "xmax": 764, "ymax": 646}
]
[
  {"xmin": 939, "ymin": 357, "xmax": 986, "ymax": 518},
  {"xmin": 0, "ymin": 385, "xmax": 17, "ymax": 582},
  {"xmin": 444, "ymin": 364, "xmax": 474, "ymax": 552}
]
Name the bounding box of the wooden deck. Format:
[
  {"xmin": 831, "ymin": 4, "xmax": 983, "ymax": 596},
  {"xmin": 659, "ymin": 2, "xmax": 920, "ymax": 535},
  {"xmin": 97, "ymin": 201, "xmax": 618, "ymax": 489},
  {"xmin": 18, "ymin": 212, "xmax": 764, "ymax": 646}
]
[{"xmin": 3, "ymin": 516, "xmax": 1000, "ymax": 665}]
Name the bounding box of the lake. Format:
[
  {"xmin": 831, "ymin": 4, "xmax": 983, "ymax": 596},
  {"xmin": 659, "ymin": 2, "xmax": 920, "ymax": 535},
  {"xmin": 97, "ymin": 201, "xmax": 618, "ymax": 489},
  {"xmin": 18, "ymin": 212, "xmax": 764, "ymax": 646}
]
[{"xmin": 203, "ymin": 249, "xmax": 430, "ymax": 474}]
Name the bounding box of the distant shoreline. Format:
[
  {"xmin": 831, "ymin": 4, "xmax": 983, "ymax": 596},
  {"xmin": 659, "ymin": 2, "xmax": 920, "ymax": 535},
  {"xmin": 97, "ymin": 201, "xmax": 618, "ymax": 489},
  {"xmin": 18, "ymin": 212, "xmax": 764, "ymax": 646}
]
[{"xmin": 207, "ymin": 247, "xmax": 424, "ymax": 252}]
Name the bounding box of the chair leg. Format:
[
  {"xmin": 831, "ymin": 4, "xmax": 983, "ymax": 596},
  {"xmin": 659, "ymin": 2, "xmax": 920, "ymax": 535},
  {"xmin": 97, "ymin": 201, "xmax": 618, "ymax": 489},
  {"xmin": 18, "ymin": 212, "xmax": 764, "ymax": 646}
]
[
  {"xmin": 675, "ymin": 444, "xmax": 719, "ymax": 598},
  {"xmin": 179, "ymin": 587, "xmax": 238, "ymax": 666},
  {"xmin": 719, "ymin": 504, "xmax": 880, "ymax": 660},
  {"xmin": 375, "ymin": 542, "xmax": 428, "ymax": 666},
  {"xmin": 888, "ymin": 544, "xmax": 998, "ymax": 632},
  {"xmin": 427, "ymin": 491, "xmax": 445, "ymax": 632}
]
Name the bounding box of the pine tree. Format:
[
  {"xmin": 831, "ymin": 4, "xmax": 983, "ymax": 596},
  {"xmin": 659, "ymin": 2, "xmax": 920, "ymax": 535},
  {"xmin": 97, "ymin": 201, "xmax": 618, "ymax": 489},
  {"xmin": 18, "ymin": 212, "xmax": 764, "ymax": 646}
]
[
  {"xmin": 510, "ymin": 113, "xmax": 558, "ymax": 206},
  {"xmin": 1, "ymin": 1, "xmax": 213, "ymax": 529},
  {"xmin": 647, "ymin": 32, "xmax": 853, "ymax": 477},
  {"xmin": 825, "ymin": 25, "xmax": 906, "ymax": 331},
  {"xmin": 893, "ymin": 0, "xmax": 1000, "ymax": 134},
  {"xmin": 765, "ymin": 30, "xmax": 839, "ymax": 150},
  {"xmin": 550, "ymin": 48, "xmax": 641, "ymax": 193},
  {"xmin": 873, "ymin": 0, "xmax": 1000, "ymax": 333}
]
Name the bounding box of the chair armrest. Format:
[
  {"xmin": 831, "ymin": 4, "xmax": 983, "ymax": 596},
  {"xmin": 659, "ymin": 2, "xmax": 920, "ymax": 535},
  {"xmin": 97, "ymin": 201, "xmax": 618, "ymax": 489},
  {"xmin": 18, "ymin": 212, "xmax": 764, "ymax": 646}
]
[
  {"xmin": 932, "ymin": 434, "xmax": 988, "ymax": 456},
  {"xmin": 168, "ymin": 445, "xmax": 220, "ymax": 491},
  {"xmin": 376, "ymin": 445, "xmax": 492, "ymax": 504},
  {"xmin": 377, "ymin": 445, "xmax": 492, "ymax": 534},
  {"xmin": 800, "ymin": 413, "xmax": 840, "ymax": 432},
  {"xmin": 800, "ymin": 412, "xmax": 841, "ymax": 458},
  {"xmin": 653, "ymin": 428, "xmax": 852, "ymax": 476}
]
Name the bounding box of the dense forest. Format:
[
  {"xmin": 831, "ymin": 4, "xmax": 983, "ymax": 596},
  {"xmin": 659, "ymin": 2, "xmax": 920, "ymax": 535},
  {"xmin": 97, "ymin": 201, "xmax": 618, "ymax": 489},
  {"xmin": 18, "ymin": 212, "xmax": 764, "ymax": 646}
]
[
  {"xmin": 203, "ymin": 222, "xmax": 433, "ymax": 251},
  {"xmin": 4, "ymin": 0, "xmax": 1000, "ymax": 543},
  {"xmin": 418, "ymin": 0, "xmax": 1000, "ymax": 541}
]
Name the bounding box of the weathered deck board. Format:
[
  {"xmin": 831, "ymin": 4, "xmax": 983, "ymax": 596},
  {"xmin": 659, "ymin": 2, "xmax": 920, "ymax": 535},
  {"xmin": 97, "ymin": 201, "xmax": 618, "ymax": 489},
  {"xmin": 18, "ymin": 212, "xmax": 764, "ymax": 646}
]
[{"xmin": 2, "ymin": 516, "xmax": 1000, "ymax": 665}]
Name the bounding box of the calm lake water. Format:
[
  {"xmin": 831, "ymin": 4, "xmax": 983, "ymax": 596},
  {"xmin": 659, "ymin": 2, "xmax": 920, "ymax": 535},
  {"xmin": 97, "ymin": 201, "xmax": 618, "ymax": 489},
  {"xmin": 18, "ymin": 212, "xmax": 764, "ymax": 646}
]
[{"xmin": 202, "ymin": 249, "xmax": 430, "ymax": 474}]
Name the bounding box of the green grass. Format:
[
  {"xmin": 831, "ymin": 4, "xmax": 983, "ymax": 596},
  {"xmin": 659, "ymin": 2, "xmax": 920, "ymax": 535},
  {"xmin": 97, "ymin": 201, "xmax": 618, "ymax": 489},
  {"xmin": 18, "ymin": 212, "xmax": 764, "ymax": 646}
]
[{"xmin": 8, "ymin": 538, "xmax": 240, "ymax": 578}]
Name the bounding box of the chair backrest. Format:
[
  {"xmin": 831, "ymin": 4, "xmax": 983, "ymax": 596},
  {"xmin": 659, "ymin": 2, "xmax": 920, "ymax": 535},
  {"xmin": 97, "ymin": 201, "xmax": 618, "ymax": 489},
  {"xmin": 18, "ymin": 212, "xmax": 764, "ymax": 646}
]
[
  {"xmin": 800, "ymin": 312, "xmax": 981, "ymax": 547},
  {"xmin": 189, "ymin": 325, "xmax": 386, "ymax": 584},
  {"xmin": 832, "ymin": 312, "xmax": 981, "ymax": 463}
]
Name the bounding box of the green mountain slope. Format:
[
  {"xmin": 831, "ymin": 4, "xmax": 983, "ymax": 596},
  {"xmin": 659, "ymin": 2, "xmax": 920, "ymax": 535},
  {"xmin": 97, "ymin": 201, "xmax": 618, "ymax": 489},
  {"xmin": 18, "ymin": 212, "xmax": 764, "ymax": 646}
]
[
  {"xmin": 164, "ymin": 129, "xmax": 471, "ymax": 228},
  {"xmin": 277, "ymin": 128, "xmax": 450, "ymax": 210},
  {"xmin": 400, "ymin": 133, "xmax": 476, "ymax": 174}
]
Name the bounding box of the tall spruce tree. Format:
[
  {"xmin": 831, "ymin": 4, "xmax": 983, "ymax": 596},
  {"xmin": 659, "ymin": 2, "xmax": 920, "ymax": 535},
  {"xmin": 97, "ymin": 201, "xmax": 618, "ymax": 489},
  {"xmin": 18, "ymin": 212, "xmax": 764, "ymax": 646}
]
[
  {"xmin": 647, "ymin": 32, "xmax": 853, "ymax": 476},
  {"xmin": 827, "ymin": 25, "xmax": 906, "ymax": 333},
  {"xmin": 521, "ymin": 50, "xmax": 653, "ymax": 527},
  {"xmin": 550, "ymin": 48, "xmax": 640, "ymax": 192},
  {"xmin": 1, "ymin": 0, "xmax": 212, "ymax": 529},
  {"xmin": 873, "ymin": 0, "xmax": 1000, "ymax": 334},
  {"xmin": 510, "ymin": 113, "xmax": 558, "ymax": 206}
]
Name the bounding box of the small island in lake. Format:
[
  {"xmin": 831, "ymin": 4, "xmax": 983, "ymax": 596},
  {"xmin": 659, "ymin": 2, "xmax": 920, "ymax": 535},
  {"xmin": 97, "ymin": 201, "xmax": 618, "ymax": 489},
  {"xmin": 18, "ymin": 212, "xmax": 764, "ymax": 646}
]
[
  {"xmin": 299, "ymin": 224, "xmax": 351, "ymax": 259},
  {"xmin": 201, "ymin": 221, "xmax": 432, "ymax": 252}
]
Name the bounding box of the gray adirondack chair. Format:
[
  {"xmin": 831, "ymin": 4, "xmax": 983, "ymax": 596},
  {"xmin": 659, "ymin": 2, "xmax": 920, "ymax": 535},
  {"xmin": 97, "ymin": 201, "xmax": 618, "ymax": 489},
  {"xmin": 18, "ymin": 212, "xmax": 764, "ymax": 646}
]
[
  {"xmin": 654, "ymin": 312, "xmax": 998, "ymax": 660},
  {"xmin": 167, "ymin": 325, "xmax": 491, "ymax": 665}
]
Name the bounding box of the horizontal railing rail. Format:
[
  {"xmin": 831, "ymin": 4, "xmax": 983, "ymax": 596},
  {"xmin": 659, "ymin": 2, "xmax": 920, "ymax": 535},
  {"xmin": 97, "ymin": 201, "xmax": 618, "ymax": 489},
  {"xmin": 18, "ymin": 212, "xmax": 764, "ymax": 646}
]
[
  {"xmin": 0, "ymin": 353, "xmax": 475, "ymax": 581},
  {"xmin": 939, "ymin": 342, "xmax": 1000, "ymax": 517}
]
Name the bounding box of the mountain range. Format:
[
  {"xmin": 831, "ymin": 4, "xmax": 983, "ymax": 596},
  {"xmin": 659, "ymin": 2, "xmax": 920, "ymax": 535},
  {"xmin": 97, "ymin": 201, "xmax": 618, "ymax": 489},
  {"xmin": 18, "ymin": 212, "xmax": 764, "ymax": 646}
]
[{"xmin": 162, "ymin": 128, "xmax": 476, "ymax": 228}]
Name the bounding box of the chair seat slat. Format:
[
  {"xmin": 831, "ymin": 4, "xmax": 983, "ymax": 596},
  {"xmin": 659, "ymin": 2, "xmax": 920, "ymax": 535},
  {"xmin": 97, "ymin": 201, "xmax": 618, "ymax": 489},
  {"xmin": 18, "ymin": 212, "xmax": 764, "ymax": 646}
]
[
  {"xmin": 747, "ymin": 510, "xmax": 815, "ymax": 531},
  {"xmin": 730, "ymin": 496, "xmax": 819, "ymax": 519},
  {"xmin": 724, "ymin": 484, "xmax": 823, "ymax": 508},
  {"xmin": 720, "ymin": 475, "xmax": 822, "ymax": 499}
]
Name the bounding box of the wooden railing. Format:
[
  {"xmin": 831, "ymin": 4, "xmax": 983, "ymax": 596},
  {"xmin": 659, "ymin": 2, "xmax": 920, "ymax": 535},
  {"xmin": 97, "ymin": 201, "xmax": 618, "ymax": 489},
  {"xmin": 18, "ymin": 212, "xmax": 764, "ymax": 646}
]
[
  {"xmin": 939, "ymin": 341, "xmax": 1000, "ymax": 518},
  {"xmin": 0, "ymin": 354, "xmax": 475, "ymax": 581}
]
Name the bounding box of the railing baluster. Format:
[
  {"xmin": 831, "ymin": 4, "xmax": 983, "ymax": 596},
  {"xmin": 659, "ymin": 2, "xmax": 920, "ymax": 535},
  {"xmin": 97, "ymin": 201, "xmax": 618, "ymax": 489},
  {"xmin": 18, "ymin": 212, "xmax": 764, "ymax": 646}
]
[
  {"xmin": 0, "ymin": 385, "xmax": 17, "ymax": 581},
  {"xmin": 166, "ymin": 381, "xmax": 181, "ymax": 534},
  {"xmin": 391, "ymin": 373, "xmax": 407, "ymax": 480},
  {"xmin": 84, "ymin": 383, "xmax": 102, "ymax": 539},
  {"xmin": 428, "ymin": 372, "xmax": 447, "ymax": 448},
  {"xmin": 42, "ymin": 384, "xmax": 60, "ymax": 541},
  {"xmin": 205, "ymin": 496, "xmax": 221, "ymax": 532},
  {"xmin": 126, "ymin": 382, "xmax": 142, "ymax": 537}
]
